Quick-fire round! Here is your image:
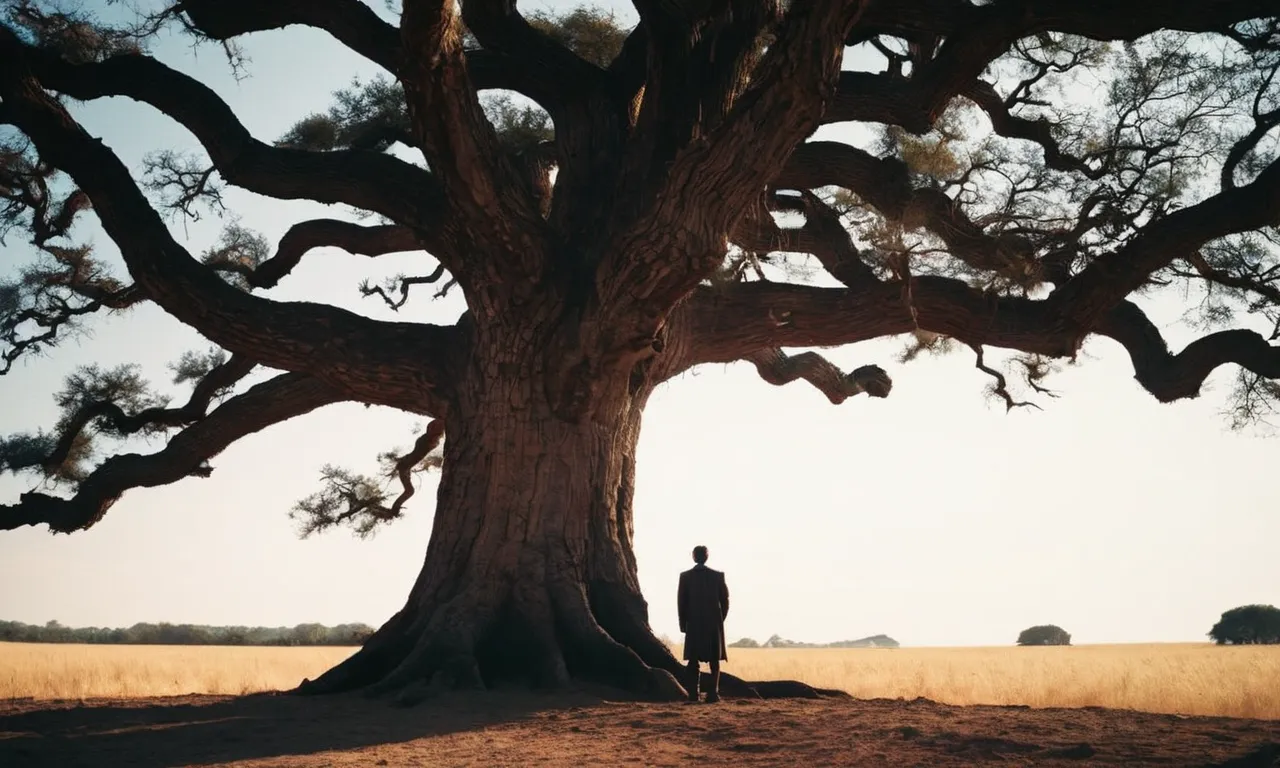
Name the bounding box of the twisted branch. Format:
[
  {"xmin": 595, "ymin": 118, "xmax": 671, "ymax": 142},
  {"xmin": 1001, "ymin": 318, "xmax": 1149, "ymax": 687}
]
[
  {"xmin": 388, "ymin": 418, "xmax": 445, "ymax": 516},
  {"xmin": 970, "ymin": 344, "xmax": 1039, "ymax": 411},
  {"xmin": 212, "ymin": 220, "xmax": 423, "ymax": 290},
  {"xmin": 745, "ymin": 348, "xmax": 891, "ymax": 404}
]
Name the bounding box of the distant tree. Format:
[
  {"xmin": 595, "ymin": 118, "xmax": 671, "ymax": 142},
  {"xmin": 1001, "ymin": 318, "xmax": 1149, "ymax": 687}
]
[
  {"xmin": 1209, "ymin": 605, "xmax": 1280, "ymax": 645},
  {"xmin": 289, "ymin": 623, "xmax": 329, "ymax": 646},
  {"xmin": 729, "ymin": 637, "xmax": 760, "ymax": 648},
  {"xmin": 1016, "ymin": 625, "xmax": 1071, "ymax": 646}
]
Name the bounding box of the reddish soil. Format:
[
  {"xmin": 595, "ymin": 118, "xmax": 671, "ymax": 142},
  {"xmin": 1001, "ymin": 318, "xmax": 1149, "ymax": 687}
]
[{"xmin": 1, "ymin": 692, "xmax": 1277, "ymax": 767}]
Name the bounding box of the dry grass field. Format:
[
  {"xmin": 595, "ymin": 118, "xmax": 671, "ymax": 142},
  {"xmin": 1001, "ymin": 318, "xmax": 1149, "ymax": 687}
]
[
  {"xmin": 725, "ymin": 644, "xmax": 1280, "ymax": 720},
  {"xmin": 0, "ymin": 643, "xmax": 357, "ymax": 700},
  {"xmin": 2, "ymin": 641, "xmax": 1277, "ymax": 719},
  {"xmin": 3, "ymin": 642, "xmax": 1280, "ymax": 767}
]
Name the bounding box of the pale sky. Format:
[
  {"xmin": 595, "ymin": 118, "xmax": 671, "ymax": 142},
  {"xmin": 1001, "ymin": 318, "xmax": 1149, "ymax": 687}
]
[{"xmin": 0, "ymin": 2, "xmax": 1276, "ymax": 650}]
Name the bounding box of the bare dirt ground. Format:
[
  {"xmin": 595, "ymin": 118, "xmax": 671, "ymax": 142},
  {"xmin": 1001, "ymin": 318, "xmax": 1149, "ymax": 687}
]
[{"xmin": 1, "ymin": 691, "xmax": 1278, "ymax": 768}]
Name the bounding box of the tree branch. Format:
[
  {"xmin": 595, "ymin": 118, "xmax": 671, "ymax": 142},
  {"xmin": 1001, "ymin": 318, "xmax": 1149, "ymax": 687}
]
[
  {"xmin": 970, "ymin": 344, "xmax": 1039, "ymax": 411},
  {"xmin": 758, "ymin": 191, "xmax": 879, "ymax": 287},
  {"xmin": 1096, "ymin": 300, "xmax": 1280, "ymax": 403},
  {"xmin": 4, "ymin": 31, "xmax": 451, "ymax": 256},
  {"xmin": 460, "ymin": 1, "xmax": 607, "ymax": 99},
  {"xmin": 388, "ymin": 418, "xmax": 445, "ymax": 516},
  {"xmin": 359, "ymin": 264, "xmax": 450, "ymax": 311},
  {"xmin": 174, "ymin": 0, "xmax": 401, "ymax": 72},
  {"xmin": 1051, "ymin": 158, "xmax": 1280, "ymax": 328},
  {"xmin": 959, "ymin": 80, "xmax": 1105, "ymax": 179},
  {"xmin": 250, "ymin": 220, "xmax": 421, "ymax": 290},
  {"xmin": 600, "ymin": 0, "xmax": 870, "ymax": 326},
  {"xmin": 40, "ymin": 354, "xmax": 256, "ymax": 474},
  {"xmin": 745, "ymin": 347, "xmax": 891, "ymax": 404},
  {"xmin": 779, "ymin": 142, "xmax": 1038, "ymax": 275},
  {"xmin": 675, "ymin": 275, "xmax": 1280, "ymax": 405},
  {"xmin": 0, "ymin": 44, "xmax": 461, "ymax": 412},
  {"xmin": 0, "ymin": 372, "xmax": 343, "ymax": 534},
  {"xmin": 399, "ymin": 0, "xmax": 548, "ymax": 285},
  {"xmin": 835, "ymin": 0, "xmax": 1280, "ymax": 134}
]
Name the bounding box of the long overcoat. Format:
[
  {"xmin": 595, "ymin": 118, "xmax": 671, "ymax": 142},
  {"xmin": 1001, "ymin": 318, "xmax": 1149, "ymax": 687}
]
[{"xmin": 677, "ymin": 564, "xmax": 729, "ymax": 662}]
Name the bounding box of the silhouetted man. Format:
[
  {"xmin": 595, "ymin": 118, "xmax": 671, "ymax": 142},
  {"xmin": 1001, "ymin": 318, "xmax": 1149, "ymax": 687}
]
[{"xmin": 678, "ymin": 545, "xmax": 729, "ymax": 703}]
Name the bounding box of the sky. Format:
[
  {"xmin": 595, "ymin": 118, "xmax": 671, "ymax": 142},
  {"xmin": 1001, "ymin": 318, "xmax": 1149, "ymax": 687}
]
[{"xmin": 0, "ymin": 1, "xmax": 1277, "ymax": 650}]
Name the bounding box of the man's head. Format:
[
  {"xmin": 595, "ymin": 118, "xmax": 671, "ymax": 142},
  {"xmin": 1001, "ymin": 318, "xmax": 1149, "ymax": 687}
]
[{"xmin": 692, "ymin": 545, "xmax": 708, "ymax": 564}]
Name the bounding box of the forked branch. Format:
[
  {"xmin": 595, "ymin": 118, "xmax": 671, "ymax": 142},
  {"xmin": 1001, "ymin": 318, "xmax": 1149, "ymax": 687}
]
[
  {"xmin": 970, "ymin": 344, "xmax": 1039, "ymax": 411},
  {"xmin": 399, "ymin": 0, "xmax": 548, "ymax": 286},
  {"xmin": 206, "ymin": 219, "xmax": 424, "ymax": 290}
]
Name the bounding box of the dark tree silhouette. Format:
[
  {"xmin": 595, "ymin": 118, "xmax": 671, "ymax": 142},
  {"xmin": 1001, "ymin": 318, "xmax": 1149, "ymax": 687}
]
[
  {"xmin": 1, "ymin": 0, "xmax": 1279, "ymax": 702},
  {"xmin": 1209, "ymin": 605, "xmax": 1280, "ymax": 644},
  {"xmin": 1016, "ymin": 625, "xmax": 1072, "ymax": 646}
]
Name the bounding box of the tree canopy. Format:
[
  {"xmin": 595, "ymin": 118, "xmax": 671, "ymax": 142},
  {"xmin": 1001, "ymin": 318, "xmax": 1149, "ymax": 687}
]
[
  {"xmin": 1016, "ymin": 625, "xmax": 1071, "ymax": 646},
  {"xmin": 1208, "ymin": 604, "xmax": 1280, "ymax": 644},
  {"xmin": 1, "ymin": 0, "xmax": 1278, "ymax": 701},
  {"xmin": 1, "ymin": 1, "xmax": 1278, "ymax": 535}
]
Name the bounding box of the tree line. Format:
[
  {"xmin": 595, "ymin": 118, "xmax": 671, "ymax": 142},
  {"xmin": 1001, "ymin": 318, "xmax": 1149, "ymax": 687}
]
[{"xmin": 0, "ymin": 619, "xmax": 374, "ymax": 646}]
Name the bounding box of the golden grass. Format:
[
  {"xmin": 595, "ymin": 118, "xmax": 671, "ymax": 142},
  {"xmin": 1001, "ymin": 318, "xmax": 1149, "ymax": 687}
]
[
  {"xmin": 2, "ymin": 641, "xmax": 1276, "ymax": 720},
  {"xmin": 0, "ymin": 642, "xmax": 355, "ymax": 699},
  {"xmin": 721, "ymin": 644, "xmax": 1280, "ymax": 720}
]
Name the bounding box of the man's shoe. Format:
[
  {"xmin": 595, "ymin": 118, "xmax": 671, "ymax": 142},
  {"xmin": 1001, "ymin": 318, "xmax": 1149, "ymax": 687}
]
[
  {"xmin": 706, "ymin": 668, "xmax": 722, "ymax": 703},
  {"xmin": 686, "ymin": 667, "xmax": 700, "ymax": 703}
]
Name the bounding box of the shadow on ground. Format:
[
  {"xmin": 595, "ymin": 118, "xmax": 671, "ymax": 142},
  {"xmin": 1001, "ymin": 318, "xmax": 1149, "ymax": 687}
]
[
  {"xmin": 2, "ymin": 692, "xmax": 1278, "ymax": 767},
  {"xmin": 0, "ymin": 689, "xmax": 587, "ymax": 768}
]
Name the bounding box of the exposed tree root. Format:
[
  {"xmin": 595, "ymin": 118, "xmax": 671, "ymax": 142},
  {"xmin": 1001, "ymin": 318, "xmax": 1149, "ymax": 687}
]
[{"xmin": 294, "ymin": 578, "xmax": 845, "ymax": 704}]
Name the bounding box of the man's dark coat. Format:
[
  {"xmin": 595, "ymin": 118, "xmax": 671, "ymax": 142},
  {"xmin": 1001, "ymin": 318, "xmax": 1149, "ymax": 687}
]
[{"xmin": 678, "ymin": 563, "xmax": 729, "ymax": 662}]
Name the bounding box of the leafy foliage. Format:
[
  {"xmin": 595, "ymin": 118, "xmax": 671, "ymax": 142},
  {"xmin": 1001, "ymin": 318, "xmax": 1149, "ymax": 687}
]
[
  {"xmin": 479, "ymin": 93, "xmax": 553, "ymax": 152},
  {"xmin": 1, "ymin": 143, "xmax": 138, "ymax": 374},
  {"xmin": 4, "ymin": 0, "xmax": 145, "ymax": 64},
  {"xmin": 290, "ymin": 425, "xmax": 444, "ymax": 539},
  {"xmin": 278, "ymin": 76, "xmax": 411, "ymax": 153},
  {"xmin": 524, "ymin": 6, "xmax": 629, "ymax": 68},
  {"xmin": 200, "ymin": 223, "xmax": 270, "ymax": 291},
  {"xmin": 169, "ymin": 348, "xmax": 230, "ymax": 387},
  {"xmin": 278, "ymin": 76, "xmax": 552, "ymax": 154}
]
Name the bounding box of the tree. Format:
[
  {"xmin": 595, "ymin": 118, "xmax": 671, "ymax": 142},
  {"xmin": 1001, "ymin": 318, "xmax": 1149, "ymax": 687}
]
[
  {"xmin": 1, "ymin": 0, "xmax": 1278, "ymax": 703},
  {"xmin": 1016, "ymin": 625, "xmax": 1072, "ymax": 646},
  {"xmin": 1209, "ymin": 605, "xmax": 1280, "ymax": 644}
]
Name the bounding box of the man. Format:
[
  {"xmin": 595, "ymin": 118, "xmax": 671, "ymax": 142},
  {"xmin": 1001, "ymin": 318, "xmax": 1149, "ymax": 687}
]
[{"xmin": 677, "ymin": 545, "xmax": 729, "ymax": 703}]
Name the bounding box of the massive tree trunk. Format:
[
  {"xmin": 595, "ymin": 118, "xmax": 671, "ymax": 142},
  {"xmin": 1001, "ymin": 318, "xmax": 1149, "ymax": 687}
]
[
  {"xmin": 286, "ymin": 320, "xmax": 639, "ymax": 702},
  {"xmin": 295, "ymin": 312, "xmax": 840, "ymax": 703}
]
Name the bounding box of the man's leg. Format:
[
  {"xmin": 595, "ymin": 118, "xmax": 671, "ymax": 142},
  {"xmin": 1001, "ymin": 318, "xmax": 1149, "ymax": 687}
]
[
  {"xmin": 706, "ymin": 660, "xmax": 721, "ymax": 703},
  {"xmin": 685, "ymin": 660, "xmax": 700, "ymax": 702}
]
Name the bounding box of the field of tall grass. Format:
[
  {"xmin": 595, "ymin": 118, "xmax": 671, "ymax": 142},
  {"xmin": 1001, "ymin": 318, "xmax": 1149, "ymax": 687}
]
[
  {"xmin": 0, "ymin": 643, "xmax": 356, "ymax": 699},
  {"xmin": 1, "ymin": 641, "xmax": 1276, "ymax": 719}
]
